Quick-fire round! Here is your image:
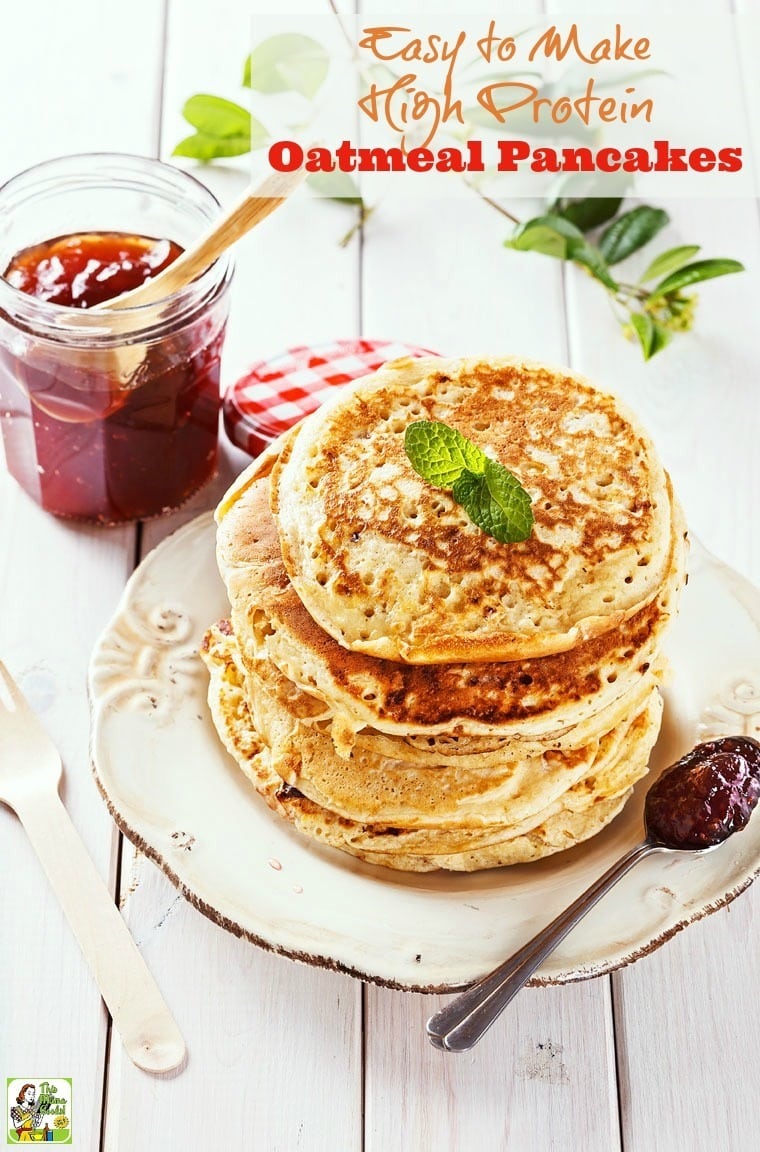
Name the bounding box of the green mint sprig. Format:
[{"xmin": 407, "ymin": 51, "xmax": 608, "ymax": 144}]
[{"xmin": 404, "ymin": 421, "xmax": 534, "ymax": 544}]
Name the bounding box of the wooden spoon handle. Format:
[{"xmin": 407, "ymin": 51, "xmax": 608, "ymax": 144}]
[
  {"xmin": 14, "ymin": 786, "xmax": 186, "ymax": 1074},
  {"xmin": 101, "ymin": 167, "xmax": 306, "ymax": 311}
]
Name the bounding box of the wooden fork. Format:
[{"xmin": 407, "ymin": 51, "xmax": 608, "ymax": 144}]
[{"xmin": 0, "ymin": 660, "xmax": 186, "ymax": 1073}]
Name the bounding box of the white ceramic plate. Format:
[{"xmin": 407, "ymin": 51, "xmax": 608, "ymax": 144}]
[{"xmin": 89, "ymin": 513, "xmax": 760, "ymax": 991}]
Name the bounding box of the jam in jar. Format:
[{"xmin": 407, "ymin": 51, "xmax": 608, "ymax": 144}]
[{"xmin": 0, "ymin": 154, "xmax": 232, "ymax": 524}]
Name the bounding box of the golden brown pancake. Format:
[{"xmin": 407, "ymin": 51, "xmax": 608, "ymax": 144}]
[
  {"xmin": 207, "ymin": 357, "xmax": 686, "ymax": 872},
  {"xmin": 201, "ymin": 623, "xmax": 659, "ymax": 871},
  {"xmin": 244, "ymin": 645, "xmax": 660, "ymax": 832},
  {"xmin": 217, "ymin": 458, "xmax": 684, "ymax": 751},
  {"xmin": 271, "ymin": 357, "xmax": 673, "ymax": 663}
]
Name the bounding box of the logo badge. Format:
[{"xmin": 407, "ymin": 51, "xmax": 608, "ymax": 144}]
[{"xmin": 6, "ymin": 1080, "xmax": 72, "ymax": 1144}]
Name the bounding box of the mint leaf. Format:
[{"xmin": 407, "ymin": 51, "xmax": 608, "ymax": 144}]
[
  {"xmin": 452, "ymin": 460, "xmax": 533, "ymax": 544},
  {"xmin": 404, "ymin": 421, "xmax": 533, "ymax": 544},
  {"xmin": 404, "ymin": 421, "xmax": 485, "ymax": 487}
]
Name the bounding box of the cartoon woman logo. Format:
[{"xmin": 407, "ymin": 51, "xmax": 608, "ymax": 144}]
[{"xmin": 8, "ymin": 1084, "xmax": 51, "ymax": 1143}]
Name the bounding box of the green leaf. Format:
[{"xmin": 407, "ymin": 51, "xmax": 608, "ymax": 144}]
[
  {"xmin": 629, "ymin": 313, "xmax": 672, "ymax": 360},
  {"xmin": 649, "ymin": 322, "xmax": 672, "ymax": 358},
  {"xmin": 247, "ymin": 33, "xmax": 328, "ymax": 98},
  {"xmin": 507, "ymin": 215, "xmax": 618, "ymax": 290},
  {"xmin": 404, "ymin": 422, "xmax": 533, "ymax": 544},
  {"xmin": 307, "ymin": 171, "xmax": 363, "ymax": 204},
  {"xmin": 629, "ymin": 312, "xmax": 655, "ymax": 359},
  {"xmin": 242, "ymin": 54, "xmax": 251, "ymax": 88},
  {"xmin": 639, "ymin": 245, "xmax": 701, "ymax": 284},
  {"xmin": 571, "ymin": 242, "xmax": 619, "ymax": 290},
  {"xmin": 172, "ymin": 131, "xmax": 253, "ymax": 162},
  {"xmin": 182, "ymin": 94, "xmax": 252, "ymax": 138},
  {"xmin": 598, "ymin": 206, "xmax": 669, "ymax": 265},
  {"xmin": 404, "ymin": 421, "xmax": 485, "ymax": 487},
  {"xmin": 647, "ymin": 258, "xmax": 744, "ymax": 300},
  {"xmin": 507, "ymin": 214, "xmax": 586, "ymax": 259},
  {"xmin": 452, "ymin": 459, "xmax": 534, "ymax": 544},
  {"xmin": 547, "ymin": 170, "xmax": 633, "ymax": 206},
  {"xmin": 629, "ymin": 314, "xmax": 674, "ymax": 360},
  {"xmin": 554, "ymin": 197, "xmax": 623, "ymax": 232}
]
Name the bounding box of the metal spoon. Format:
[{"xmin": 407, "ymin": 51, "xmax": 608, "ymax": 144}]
[{"xmin": 427, "ymin": 736, "xmax": 760, "ymax": 1053}]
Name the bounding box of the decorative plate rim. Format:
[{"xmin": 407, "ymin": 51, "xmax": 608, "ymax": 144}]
[{"xmin": 88, "ymin": 512, "xmax": 760, "ymax": 992}]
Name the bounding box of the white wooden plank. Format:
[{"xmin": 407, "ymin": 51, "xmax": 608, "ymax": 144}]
[
  {"xmin": 359, "ymin": 192, "xmax": 569, "ymax": 359},
  {"xmin": 544, "ymin": 1, "xmax": 760, "ymax": 1149},
  {"xmin": 614, "ymin": 896, "xmax": 760, "ymax": 1152},
  {"xmin": 0, "ymin": 3, "xmax": 165, "ymax": 1150},
  {"xmin": 563, "ymin": 195, "xmax": 760, "ymax": 582},
  {"xmin": 367, "ymin": 984, "xmax": 619, "ymax": 1152},
  {"xmin": 591, "ymin": 159, "xmax": 760, "ymax": 1152},
  {"xmin": 0, "ymin": 0, "xmax": 166, "ymax": 178},
  {"xmin": 734, "ymin": 0, "xmax": 760, "ymax": 200},
  {"xmin": 102, "ymin": 3, "xmax": 364, "ymax": 1149},
  {"xmin": 104, "ymin": 850, "xmax": 362, "ymax": 1152}
]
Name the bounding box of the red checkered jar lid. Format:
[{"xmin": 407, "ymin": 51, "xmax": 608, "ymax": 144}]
[{"xmin": 224, "ymin": 338, "xmax": 436, "ymax": 457}]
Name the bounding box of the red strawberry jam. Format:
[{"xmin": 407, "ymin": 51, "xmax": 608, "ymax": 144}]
[{"xmin": 0, "ymin": 231, "xmax": 226, "ymax": 524}]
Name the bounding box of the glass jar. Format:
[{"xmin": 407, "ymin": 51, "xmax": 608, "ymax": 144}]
[{"xmin": 0, "ymin": 153, "xmax": 233, "ymax": 524}]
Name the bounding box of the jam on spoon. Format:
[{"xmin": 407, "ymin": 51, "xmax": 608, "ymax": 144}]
[
  {"xmin": 645, "ymin": 736, "xmax": 760, "ymax": 849},
  {"xmin": 427, "ymin": 735, "xmax": 760, "ymax": 1053}
]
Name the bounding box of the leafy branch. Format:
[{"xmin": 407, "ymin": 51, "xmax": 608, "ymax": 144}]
[
  {"xmin": 174, "ymin": 35, "xmax": 744, "ymax": 361},
  {"xmin": 502, "ymin": 197, "xmax": 743, "ymax": 359}
]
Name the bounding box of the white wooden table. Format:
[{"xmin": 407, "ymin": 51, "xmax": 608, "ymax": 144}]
[{"xmin": 1, "ymin": 2, "xmax": 759, "ymax": 1149}]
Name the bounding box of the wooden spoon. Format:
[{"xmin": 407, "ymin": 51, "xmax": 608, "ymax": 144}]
[
  {"xmin": 88, "ymin": 166, "xmax": 306, "ymax": 383},
  {"xmin": 97, "ymin": 167, "xmax": 306, "ymax": 313}
]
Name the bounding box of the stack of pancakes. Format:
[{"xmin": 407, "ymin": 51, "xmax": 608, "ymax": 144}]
[{"xmin": 202, "ymin": 357, "xmax": 687, "ymax": 871}]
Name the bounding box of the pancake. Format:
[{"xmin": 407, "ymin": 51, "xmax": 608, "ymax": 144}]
[
  {"xmin": 243, "ymin": 632, "xmax": 664, "ymax": 765},
  {"xmin": 207, "ymin": 356, "xmax": 686, "ymax": 873},
  {"xmin": 201, "ymin": 623, "xmax": 660, "ymax": 871},
  {"xmin": 339, "ymin": 793, "xmax": 631, "ymax": 871},
  {"xmin": 243, "ymin": 643, "xmax": 661, "ymax": 831},
  {"xmin": 217, "ymin": 456, "xmax": 685, "ymax": 751},
  {"xmin": 271, "ymin": 356, "xmax": 673, "ymax": 663}
]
